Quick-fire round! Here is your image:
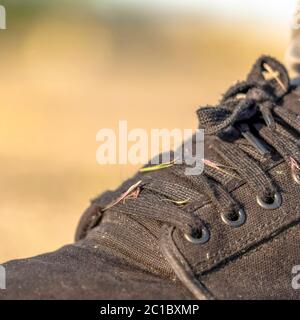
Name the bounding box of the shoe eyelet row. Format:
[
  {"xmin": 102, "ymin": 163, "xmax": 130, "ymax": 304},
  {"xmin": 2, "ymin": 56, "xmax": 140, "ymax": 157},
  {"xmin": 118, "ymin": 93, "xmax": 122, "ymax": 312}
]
[{"xmin": 184, "ymin": 191, "xmax": 283, "ymax": 245}]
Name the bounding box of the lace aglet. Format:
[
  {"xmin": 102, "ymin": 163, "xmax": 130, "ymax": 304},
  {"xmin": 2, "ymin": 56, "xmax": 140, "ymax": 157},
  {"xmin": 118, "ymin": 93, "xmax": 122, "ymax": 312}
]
[{"xmin": 238, "ymin": 125, "xmax": 269, "ymax": 156}]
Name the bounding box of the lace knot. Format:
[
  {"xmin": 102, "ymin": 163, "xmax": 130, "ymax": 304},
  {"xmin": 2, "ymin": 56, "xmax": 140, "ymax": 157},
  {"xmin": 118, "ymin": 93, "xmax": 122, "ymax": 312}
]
[{"xmin": 197, "ymin": 57, "xmax": 290, "ymax": 136}]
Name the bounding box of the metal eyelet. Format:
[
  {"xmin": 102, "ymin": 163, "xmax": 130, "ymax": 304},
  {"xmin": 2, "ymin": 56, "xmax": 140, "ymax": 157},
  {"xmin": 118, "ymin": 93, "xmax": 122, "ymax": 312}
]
[
  {"xmin": 221, "ymin": 209, "xmax": 246, "ymax": 228},
  {"xmin": 184, "ymin": 226, "xmax": 210, "ymax": 245},
  {"xmin": 256, "ymin": 192, "xmax": 282, "ymax": 210}
]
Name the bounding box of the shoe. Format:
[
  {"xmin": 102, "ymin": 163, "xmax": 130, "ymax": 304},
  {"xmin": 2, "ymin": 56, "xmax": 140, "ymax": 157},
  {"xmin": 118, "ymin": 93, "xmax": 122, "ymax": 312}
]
[{"xmin": 2, "ymin": 56, "xmax": 300, "ymax": 300}]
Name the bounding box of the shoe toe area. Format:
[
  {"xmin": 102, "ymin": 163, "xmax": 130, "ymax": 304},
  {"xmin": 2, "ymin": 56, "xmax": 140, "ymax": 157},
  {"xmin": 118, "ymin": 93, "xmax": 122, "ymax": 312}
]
[{"xmin": 0, "ymin": 244, "xmax": 190, "ymax": 300}]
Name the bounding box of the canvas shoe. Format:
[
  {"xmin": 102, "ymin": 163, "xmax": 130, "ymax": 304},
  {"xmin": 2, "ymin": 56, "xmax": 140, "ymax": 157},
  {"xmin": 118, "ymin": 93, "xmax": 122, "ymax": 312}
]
[{"xmin": 2, "ymin": 56, "xmax": 300, "ymax": 299}]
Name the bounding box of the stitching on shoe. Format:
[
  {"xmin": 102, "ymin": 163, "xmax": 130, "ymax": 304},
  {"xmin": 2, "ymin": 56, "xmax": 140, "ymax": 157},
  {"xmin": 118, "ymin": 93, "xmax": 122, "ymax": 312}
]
[
  {"xmin": 194, "ymin": 202, "xmax": 300, "ymax": 270},
  {"xmin": 200, "ymin": 219, "xmax": 300, "ymax": 278}
]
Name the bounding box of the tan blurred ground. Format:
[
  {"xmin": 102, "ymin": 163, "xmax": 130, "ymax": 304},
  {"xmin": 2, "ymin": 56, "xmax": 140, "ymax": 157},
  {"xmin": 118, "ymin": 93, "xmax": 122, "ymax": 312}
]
[{"xmin": 0, "ymin": 10, "xmax": 290, "ymax": 262}]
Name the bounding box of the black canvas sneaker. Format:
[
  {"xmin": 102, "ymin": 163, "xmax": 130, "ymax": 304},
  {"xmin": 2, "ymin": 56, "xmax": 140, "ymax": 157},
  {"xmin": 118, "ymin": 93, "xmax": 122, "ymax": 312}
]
[{"xmin": 2, "ymin": 56, "xmax": 300, "ymax": 300}]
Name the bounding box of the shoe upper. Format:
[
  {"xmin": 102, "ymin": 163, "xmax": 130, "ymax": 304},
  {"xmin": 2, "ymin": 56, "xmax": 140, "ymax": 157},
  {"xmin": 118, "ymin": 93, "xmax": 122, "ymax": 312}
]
[
  {"xmin": 75, "ymin": 56, "xmax": 300, "ymax": 299},
  {"xmin": 2, "ymin": 56, "xmax": 300, "ymax": 300}
]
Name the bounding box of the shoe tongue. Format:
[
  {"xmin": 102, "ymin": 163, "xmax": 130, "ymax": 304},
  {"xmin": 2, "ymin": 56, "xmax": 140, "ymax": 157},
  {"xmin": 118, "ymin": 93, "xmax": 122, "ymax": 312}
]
[
  {"xmin": 197, "ymin": 56, "xmax": 293, "ymax": 176},
  {"xmin": 247, "ymin": 55, "xmax": 290, "ymax": 98}
]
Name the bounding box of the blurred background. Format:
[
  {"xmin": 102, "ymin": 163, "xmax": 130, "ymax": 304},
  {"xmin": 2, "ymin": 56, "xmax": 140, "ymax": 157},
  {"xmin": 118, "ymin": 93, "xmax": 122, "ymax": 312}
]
[{"xmin": 0, "ymin": 0, "xmax": 298, "ymax": 262}]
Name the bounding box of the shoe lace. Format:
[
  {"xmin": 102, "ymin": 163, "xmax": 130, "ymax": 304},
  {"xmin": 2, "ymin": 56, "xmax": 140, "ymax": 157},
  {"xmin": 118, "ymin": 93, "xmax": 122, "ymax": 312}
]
[
  {"xmin": 86, "ymin": 56, "xmax": 300, "ymax": 299},
  {"xmin": 112, "ymin": 57, "xmax": 300, "ymax": 246}
]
